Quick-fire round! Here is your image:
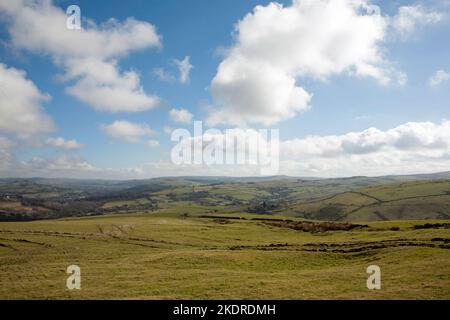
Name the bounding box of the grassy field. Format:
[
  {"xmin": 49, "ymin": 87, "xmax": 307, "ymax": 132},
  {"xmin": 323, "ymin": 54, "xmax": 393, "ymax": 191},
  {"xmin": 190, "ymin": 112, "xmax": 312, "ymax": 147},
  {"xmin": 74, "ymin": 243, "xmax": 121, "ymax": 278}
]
[
  {"xmin": 285, "ymin": 180, "xmax": 450, "ymax": 221},
  {"xmin": 3, "ymin": 175, "xmax": 450, "ymax": 222},
  {"xmin": 0, "ymin": 211, "xmax": 449, "ymax": 299}
]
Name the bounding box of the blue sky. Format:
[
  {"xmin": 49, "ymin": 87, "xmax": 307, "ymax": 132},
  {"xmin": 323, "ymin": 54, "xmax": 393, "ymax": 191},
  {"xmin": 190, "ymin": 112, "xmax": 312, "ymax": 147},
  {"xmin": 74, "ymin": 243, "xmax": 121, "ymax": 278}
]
[{"xmin": 0, "ymin": 0, "xmax": 450, "ymax": 178}]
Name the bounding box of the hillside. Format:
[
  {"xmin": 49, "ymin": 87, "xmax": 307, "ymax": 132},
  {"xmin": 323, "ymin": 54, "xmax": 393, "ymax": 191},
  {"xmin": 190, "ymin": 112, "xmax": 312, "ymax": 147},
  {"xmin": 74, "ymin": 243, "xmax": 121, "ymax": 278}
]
[
  {"xmin": 285, "ymin": 180, "xmax": 450, "ymax": 221},
  {"xmin": 0, "ymin": 213, "xmax": 449, "ymax": 299},
  {"xmin": 1, "ymin": 174, "xmax": 449, "ymax": 299},
  {"xmin": 1, "ymin": 172, "xmax": 450, "ymax": 222}
]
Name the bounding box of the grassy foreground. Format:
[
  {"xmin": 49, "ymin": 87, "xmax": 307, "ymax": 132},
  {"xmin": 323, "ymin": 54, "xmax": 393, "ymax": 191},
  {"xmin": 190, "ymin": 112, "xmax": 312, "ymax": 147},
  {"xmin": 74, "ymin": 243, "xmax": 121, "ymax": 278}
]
[{"xmin": 0, "ymin": 212, "xmax": 449, "ymax": 299}]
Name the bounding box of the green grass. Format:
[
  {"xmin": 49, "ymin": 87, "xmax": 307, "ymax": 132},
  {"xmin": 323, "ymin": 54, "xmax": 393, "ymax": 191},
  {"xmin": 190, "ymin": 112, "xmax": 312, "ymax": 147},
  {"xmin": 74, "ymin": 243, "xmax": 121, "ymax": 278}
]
[
  {"xmin": 0, "ymin": 212, "xmax": 449, "ymax": 299},
  {"xmin": 286, "ymin": 180, "xmax": 450, "ymax": 221},
  {"xmin": 361, "ymin": 180, "xmax": 450, "ymax": 201}
]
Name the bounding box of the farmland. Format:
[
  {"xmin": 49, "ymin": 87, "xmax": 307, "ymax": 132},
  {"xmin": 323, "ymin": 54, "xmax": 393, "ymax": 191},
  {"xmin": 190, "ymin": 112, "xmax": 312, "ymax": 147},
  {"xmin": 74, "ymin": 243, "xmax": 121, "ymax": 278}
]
[
  {"xmin": 0, "ymin": 213, "xmax": 449, "ymax": 299},
  {"xmin": 1, "ymin": 173, "xmax": 450, "ymax": 222},
  {"xmin": 0, "ymin": 173, "xmax": 449, "ymax": 299}
]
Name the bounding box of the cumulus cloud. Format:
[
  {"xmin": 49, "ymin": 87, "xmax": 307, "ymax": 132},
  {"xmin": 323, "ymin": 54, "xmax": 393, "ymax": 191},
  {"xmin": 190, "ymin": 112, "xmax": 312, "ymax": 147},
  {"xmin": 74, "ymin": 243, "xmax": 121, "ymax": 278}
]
[
  {"xmin": 153, "ymin": 56, "xmax": 193, "ymax": 84},
  {"xmin": 63, "ymin": 58, "xmax": 160, "ymax": 112},
  {"xmin": 101, "ymin": 120, "xmax": 155, "ymax": 143},
  {"xmin": 2, "ymin": 120, "xmax": 450, "ymax": 179},
  {"xmin": 54, "ymin": 120, "xmax": 450, "ymax": 178},
  {"xmin": 208, "ymin": 0, "xmax": 404, "ymax": 126},
  {"xmin": 282, "ymin": 121, "xmax": 450, "ymax": 157},
  {"xmin": 391, "ymin": 5, "xmax": 443, "ymax": 39},
  {"xmin": 153, "ymin": 67, "xmax": 176, "ymax": 83},
  {"xmin": 280, "ymin": 120, "xmax": 450, "ymax": 176},
  {"xmin": 429, "ymin": 69, "xmax": 450, "ymax": 87},
  {"xmin": 0, "ymin": 137, "xmax": 14, "ymax": 174},
  {"xmin": 0, "ymin": 154, "xmax": 105, "ymax": 179},
  {"xmin": 174, "ymin": 56, "xmax": 193, "ymax": 84},
  {"xmin": 46, "ymin": 137, "xmax": 84, "ymax": 149},
  {"xmin": 163, "ymin": 126, "xmax": 174, "ymax": 135},
  {"xmin": 169, "ymin": 108, "xmax": 194, "ymax": 124},
  {"xmin": 0, "ymin": 63, "xmax": 54, "ymax": 138},
  {"xmin": 0, "ymin": 0, "xmax": 162, "ymax": 112},
  {"xmin": 28, "ymin": 155, "xmax": 95, "ymax": 172}
]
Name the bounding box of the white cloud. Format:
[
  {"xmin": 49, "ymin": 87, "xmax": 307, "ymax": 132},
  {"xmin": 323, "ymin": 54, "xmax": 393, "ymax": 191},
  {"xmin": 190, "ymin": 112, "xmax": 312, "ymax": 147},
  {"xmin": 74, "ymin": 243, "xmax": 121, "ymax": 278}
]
[
  {"xmin": 2, "ymin": 120, "xmax": 450, "ymax": 179},
  {"xmin": 154, "ymin": 56, "xmax": 193, "ymax": 84},
  {"xmin": 153, "ymin": 67, "xmax": 176, "ymax": 83},
  {"xmin": 61, "ymin": 117, "xmax": 450, "ymax": 177},
  {"xmin": 0, "ymin": 0, "xmax": 162, "ymax": 112},
  {"xmin": 282, "ymin": 121, "xmax": 450, "ymax": 157},
  {"xmin": 208, "ymin": 0, "xmax": 401, "ymax": 126},
  {"xmin": 397, "ymin": 71, "xmax": 408, "ymax": 86},
  {"xmin": 0, "ymin": 63, "xmax": 54, "ymax": 138},
  {"xmin": 160, "ymin": 120, "xmax": 449, "ymax": 178},
  {"xmin": 391, "ymin": 5, "xmax": 443, "ymax": 39},
  {"xmin": 28, "ymin": 155, "xmax": 95, "ymax": 172},
  {"xmin": 145, "ymin": 139, "xmax": 160, "ymax": 148},
  {"xmin": 169, "ymin": 108, "xmax": 194, "ymax": 124},
  {"xmin": 101, "ymin": 120, "xmax": 155, "ymax": 143},
  {"xmin": 46, "ymin": 137, "xmax": 84, "ymax": 149},
  {"xmin": 0, "ymin": 136, "xmax": 13, "ymax": 150},
  {"xmin": 174, "ymin": 56, "xmax": 193, "ymax": 84},
  {"xmin": 0, "ymin": 136, "xmax": 14, "ymax": 174},
  {"xmin": 63, "ymin": 58, "xmax": 160, "ymax": 112},
  {"xmin": 429, "ymin": 69, "xmax": 450, "ymax": 87},
  {"xmin": 1, "ymin": 155, "xmax": 104, "ymax": 179},
  {"xmin": 280, "ymin": 120, "xmax": 450, "ymax": 176},
  {"xmin": 163, "ymin": 126, "xmax": 174, "ymax": 135}
]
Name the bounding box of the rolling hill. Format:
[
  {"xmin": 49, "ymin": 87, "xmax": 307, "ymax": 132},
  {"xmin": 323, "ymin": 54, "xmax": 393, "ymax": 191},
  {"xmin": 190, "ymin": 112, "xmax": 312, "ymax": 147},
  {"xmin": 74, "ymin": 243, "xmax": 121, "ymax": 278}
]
[{"xmin": 1, "ymin": 172, "xmax": 450, "ymax": 221}]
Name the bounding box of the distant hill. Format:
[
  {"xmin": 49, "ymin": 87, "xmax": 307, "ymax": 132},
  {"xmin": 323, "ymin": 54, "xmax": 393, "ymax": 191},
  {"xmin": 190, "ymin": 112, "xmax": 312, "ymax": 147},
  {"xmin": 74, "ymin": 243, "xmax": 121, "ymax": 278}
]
[
  {"xmin": 284, "ymin": 179, "xmax": 450, "ymax": 221},
  {"xmin": 1, "ymin": 171, "xmax": 450, "ymax": 221}
]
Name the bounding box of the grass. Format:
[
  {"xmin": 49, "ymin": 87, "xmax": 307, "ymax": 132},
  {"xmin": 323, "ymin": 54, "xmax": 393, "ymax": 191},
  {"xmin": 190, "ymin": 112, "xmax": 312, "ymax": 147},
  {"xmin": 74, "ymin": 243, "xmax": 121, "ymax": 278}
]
[
  {"xmin": 286, "ymin": 180, "xmax": 450, "ymax": 221},
  {"xmin": 361, "ymin": 180, "xmax": 450, "ymax": 201},
  {"xmin": 0, "ymin": 212, "xmax": 449, "ymax": 299},
  {"xmin": 0, "ymin": 200, "xmax": 30, "ymax": 211}
]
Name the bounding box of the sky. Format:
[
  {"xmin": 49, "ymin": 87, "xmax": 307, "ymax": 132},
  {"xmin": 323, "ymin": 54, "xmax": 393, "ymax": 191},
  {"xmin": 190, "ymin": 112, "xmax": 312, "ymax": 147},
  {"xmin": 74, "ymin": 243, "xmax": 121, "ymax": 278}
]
[{"xmin": 0, "ymin": 0, "xmax": 450, "ymax": 179}]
